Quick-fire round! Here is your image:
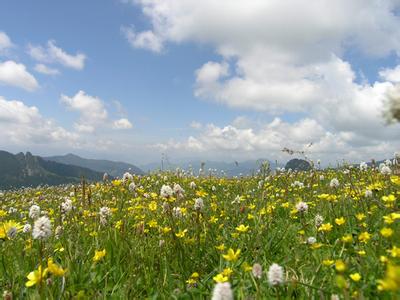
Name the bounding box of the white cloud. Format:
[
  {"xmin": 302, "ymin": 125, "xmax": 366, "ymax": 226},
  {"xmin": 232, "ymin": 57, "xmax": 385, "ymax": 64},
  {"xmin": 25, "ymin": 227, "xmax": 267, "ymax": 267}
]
[
  {"xmin": 380, "ymin": 65, "xmax": 400, "ymax": 83},
  {"xmin": 61, "ymin": 90, "xmax": 134, "ymax": 133},
  {"xmin": 121, "ymin": 25, "xmax": 163, "ymax": 52},
  {"xmin": 0, "ymin": 31, "xmax": 13, "ymax": 52},
  {"xmin": 0, "ymin": 60, "xmax": 39, "ymax": 91},
  {"xmin": 0, "ymin": 96, "xmax": 78, "ymax": 145},
  {"xmin": 113, "ymin": 118, "xmax": 133, "ymax": 129},
  {"xmin": 131, "ymin": 0, "xmax": 400, "ymax": 161},
  {"xmin": 28, "ymin": 40, "xmax": 86, "ymax": 70},
  {"xmin": 190, "ymin": 121, "xmax": 202, "ymax": 129},
  {"xmin": 34, "ymin": 63, "xmax": 60, "ymax": 75}
]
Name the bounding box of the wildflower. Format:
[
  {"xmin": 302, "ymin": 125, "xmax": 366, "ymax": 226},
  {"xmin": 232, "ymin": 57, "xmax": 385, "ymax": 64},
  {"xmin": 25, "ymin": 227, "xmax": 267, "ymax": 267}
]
[
  {"xmin": 61, "ymin": 198, "xmax": 73, "ymax": 214},
  {"xmin": 128, "ymin": 182, "xmax": 136, "ymax": 192},
  {"xmin": 47, "ymin": 258, "xmax": 66, "ymax": 276},
  {"xmin": 103, "ymin": 172, "xmax": 109, "ymax": 181},
  {"xmin": 235, "ymin": 224, "xmax": 249, "ymax": 233},
  {"xmin": 318, "ymin": 223, "xmax": 333, "ymax": 232},
  {"xmin": 365, "ymin": 189, "xmax": 373, "ymax": 197},
  {"xmin": 26, "ymin": 265, "xmax": 48, "ymax": 287},
  {"xmin": 388, "ymin": 246, "xmax": 400, "ymax": 258},
  {"xmin": 359, "ymin": 162, "xmax": 368, "ymax": 171},
  {"xmin": 358, "ymin": 232, "xmax": 371, "ymax": 243},
  {"xmin": 160, "ymin": 185, "xmax": 173, "ymax": 198},
  {"xmin": 148, "ymin": 201, "xmax": 157, "ymax": 211},
  {"xmin": 267, "ymin": 263, "xmax": 284, "ymax": 286},
  {"xmin": 222, "ymin": 248, "xmax": 241, "ymax": 262},
  {"xmin": 211, "ymin": 282, "xmax": 233, "ymax": 300},
  {"xmin": 295, "ymin": 201, "xmax": 308, "ymax": 213},
  {"xmin": 252, "ymin": 263, "xmax": 263, "ymax": 279},
  {"xmin": 377, "ymin": 264, "xmax": 400, "ymax": 291},
  {"xmin": 356, "ymin": 213, "xmax": 366, "ymax": 221},
  {"xmin": 93, "ymin": 249, "xmax": 106, "ymax": 262},
  {"xmin": 122, "ymin": 172, "xmax": 133, "ymax": 182},
  {"xmin": 172, "ymin": 207, "xmax": 182, "ymax": 218},
  {"xmin": 32, "ymin": 216, "xmax": 52, "ymax": 240},
  {"xmin": 350, "ymin": 273, "xmax": 361, "ymax": 282},
  {"xmin": 322, "ymin": 259, "xmax": 334, "ymax": 266},
  {"xmin": 173, "ymin": 183, "xmax": 185, "ymax": 196},
  {"xmin": 194, "ymin": 198, "xmax": 204, "ymax": 211},
  {"xmin": 29, "ymin": 205, "xmax": 41, "ymax": 219},
  {"xmin": 335, "ymin": 217, "xmax": 345, "ymax": 225},
  {"xmin": 189, "ymin": 181, "xmax": 196, "ymax": 189},
  {"xmin": 335, "ymin": 260, "xmax": 346, "ymax": 272},
  {"xmin": 213, "ymin": 273, "xmax": 229, "ymax": 283},
  {"xmin": 23, "ymin": 223, "xmax": 32, "ymax": 233},
  {"xmin": 315, "ymin": 214, "xmax": 324, "ymax": 227},
  {"xmin": 307, "ymin": 237, "xmax": 317, "ymax": 244},
  {"xmin": 380, "ymin": 165, "xmax": 392, "ymax": 175},
  {"xmin": 341, "ymin": 234, "xmax": 353, "ymax": 243},
  {"xmin": 175, "ymin": 229, "xmax": 187, "ymax": 238},
  {"xmin": 380, "ymin": 227, "xmax": 393, "ymax": 238},
  {"xmin": 329, "ymin": 178, "xmax": 340, "ymax": 188}
]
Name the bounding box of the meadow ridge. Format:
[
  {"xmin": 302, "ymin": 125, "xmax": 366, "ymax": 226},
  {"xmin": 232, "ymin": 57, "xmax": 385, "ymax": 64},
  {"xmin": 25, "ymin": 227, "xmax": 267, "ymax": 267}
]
[{"xmin": 0, "ymin": 160, "xmax": 399, "ymax": 299}]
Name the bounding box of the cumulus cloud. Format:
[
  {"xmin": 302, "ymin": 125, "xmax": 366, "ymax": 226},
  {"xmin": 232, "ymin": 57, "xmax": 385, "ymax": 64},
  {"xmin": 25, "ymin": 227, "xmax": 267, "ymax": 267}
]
[
  {"xmin": 34, "ymin": 64, "xmax": 60, "ymax": 75},
  {"xmin": 61, "ymin": 90, "xmax": 133, "ymax": 133},
  {"xmin": 0, "ymin": 60, "xmax": 39, "ymax": 91},
  {"xmin": 113, "ymin": 118, "xmax": 133, "ymax": 129},
  {"xmin": 0, "ymin": 31, "xmax": 13, "ymax": 53},
  {"xmin": 130, "ymin": 0, "xmax": 400, "ymax": 161},
  {"xmin": 28, "ymin": 40, "xmax": 86, "ymax": 70},
  {"xmin": 121, "ymin": 25, "xmax": 163, "ymax": 52},
  {"xmin": 0, "ymin": 96, "xmax": 78, "ymax": 145}
]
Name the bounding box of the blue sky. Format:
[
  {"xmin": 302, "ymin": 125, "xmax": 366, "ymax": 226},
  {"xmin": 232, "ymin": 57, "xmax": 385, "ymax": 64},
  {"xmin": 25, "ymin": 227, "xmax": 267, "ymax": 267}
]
[{"xmin": 1, "ymin": 1, "xmax": 400, "ymax": 165}]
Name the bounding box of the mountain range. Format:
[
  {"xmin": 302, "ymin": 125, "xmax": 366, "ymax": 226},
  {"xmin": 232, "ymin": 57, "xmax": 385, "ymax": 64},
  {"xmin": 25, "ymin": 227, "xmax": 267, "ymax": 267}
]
[{"xmin": 0, "ymin": 151, "xmax": 104, "ymax": 190}]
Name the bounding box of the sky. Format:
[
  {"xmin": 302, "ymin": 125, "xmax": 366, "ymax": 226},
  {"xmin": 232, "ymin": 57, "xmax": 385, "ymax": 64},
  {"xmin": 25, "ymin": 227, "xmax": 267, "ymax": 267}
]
[{"xmin": 1, "ymin": 0, "xmax": 400, "ymax": 166}]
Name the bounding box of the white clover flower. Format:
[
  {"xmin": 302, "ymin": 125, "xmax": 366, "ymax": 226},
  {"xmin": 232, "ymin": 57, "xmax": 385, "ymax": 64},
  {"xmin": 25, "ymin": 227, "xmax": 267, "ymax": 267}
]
[
  {"xmin": 267, "ymin": 263, "xmax": 284, "ymax": 286},
  {"xmin": 329, "ymin": 178, "xmax": 340, "ymax": 188},
  {"xmin": 380, "ymin": 165, "xmax": 392, "ymax": 175},
  {"xmin": 160, "ymin": 185, "xmax": 173, "ymax": 198},
  {"xmin": 315, "ymin": 214, "xmax": 324, "ymax": 227},
  {"xmin": 32, "ymin": 216, "xmax": 52, "ymax": 240},
  {"xmin": 194, "ymin": 198, "xmax": 204, "ymax": 211},
  {"xmin": 359, "ymin": 162, "xmax": 368, "ymax": 171},
  {"xmin": 252, "ymin": 263, "xmax": 263, "ymax": 279},
  {"xmin": 172, "ymin": 207, "xmax": 182, "ymax": 218},
  {"xmin": 295, "ymin": 201, "xmax": 308, "ymax": 213},
  {"xmin": 211, "ymin": 282, "xmax": 233, "ymax": 300},
  {"xmin": 128, "ymin": 182, "xmax": 136, "ymax": 192},
  {"xmin": 365, "ymin": 189, "xmax": 373, "ymax": 198},
  {"xmin": 307, "ymin": 237, "xmax": 316, "ymax": 245},
  {"xmin": 29, "ymin": 204, "xmax": 41, "ymax": 219},
  {"xmin": 23, "ymin": 223, "xmax": 32, "ymax": 233},
  {"xmin": 173, "ymin": 183, "xmax": 185, "ymax": 195}
]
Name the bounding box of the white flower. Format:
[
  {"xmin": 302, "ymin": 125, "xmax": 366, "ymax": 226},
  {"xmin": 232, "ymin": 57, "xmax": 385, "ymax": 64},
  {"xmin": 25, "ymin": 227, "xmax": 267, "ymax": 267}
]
[
  {"xmin": 295, "ymin": 201, "xmax": 308, "ymax": 213},
  {"xmin": 189, "ymin": 181, "xmax": 197, "ymax": 189},
  {"xmin": 103, "ymin": 173, "xmax": 109, "ymax": 181},
  {"xmin": 231, "ymin": 195, "xmax": 241, "ymax": 204},
  {"xmin": 307, "ymin": 237, "xmax": 316, "ymax": 244},
  {"xmin": 291, "ymin": 181, "xmax": 304, "ymax": 188},
  {"xmin": 365, "ymin": 189, "xmax": 373, "ymax": 198},
  {"xmin": 319, "ymin": 175, "xmax": 324, "ymax": 181},
  {"xmin": 172, "ymin": 207, "xmax": 182, "ymax": 218},
  {"xmin": 29, "ymin": 205, "xmax": 41, "ymax": 219},
  {"xmin": 23, "ymin": 223, "xmax": 32, "ymax": 233},
  {"xmin": 315, "ymin": 214, "xmax": 324, "ymax": 227},
  {"xmin": 211, "ymin": 282, "xmax": 233, "ymax": 300},
  {"xmin": 359, "ymin": 162, "xmax": 368, "ymax": 171},
  {"xmin": 8, "ymin": 207, "xmax": 17, "ymax": 214},
  {"xmin": 55, "ymin": 226, "xmax": 63, "ymax": 239},
  {"xmin": 128, "ymin": 182, "xmax": 136, "ymax": 192},
  {"xmin": 122, "ymin": 172, "xmax": 133, "ymax": 182},
  {"xmin": 160, "ymin": 185, "xmax": 173, "ymax": 198},
  {"xmin": 61, "ymin": 198, "xmax": 73, "ymax": 214},
  {"xmin": 267, "ymin": 263, "xmax": 284, "ymax": 286},
  {"xmin": 212, "ymin": 185, "xmax": 217, "ymax": 192},
  {"xmin": 329, "ymin": 178, "xmax": 340, "ymax": 188},
  {"xmin": 99, "ymin": 206, "xmax": 111, "ymax": 225},
  {"xmin": 380, "ymin": 165, "xmax": 392, "ymax": 175},
  {"xmin": 252, "ymin": 263, "xmax": 263, "ymax": 279},
  {"xmin": 173, "ymin": 183, "xmax": 185, "ymax": 195},
  {"xmin": 194, "ymin": 198, "xmax": 204, "ymax": 211},
  {"xmin": 385, "ymin": 159, "xmax": 392, "ymax": 166},
  {"xmin": 32, "ymin": 216, "xmax": 52, "ymax": 240}
]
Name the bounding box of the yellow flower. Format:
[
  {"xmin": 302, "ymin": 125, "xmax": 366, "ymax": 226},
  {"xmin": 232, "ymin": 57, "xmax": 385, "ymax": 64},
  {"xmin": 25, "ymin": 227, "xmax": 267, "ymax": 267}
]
[
  {"xmin": 382, "ymin": 194, "xmax": 396, "ymax": 203},
  {"xmin": 380, "ymin": 227, "xmax": 393, "ymax": 238},
  {"xmin": 175, "ymin": 229, "xmax": 188, "ymax": 238},
  {"xmin": 235, "ymin": 224, "xmax": 249, "ymax": 233},
  {"xmin": 318, "ymin": 223, "xmax": 333, "ymax": 232},
  {"xmin": 222, "ymin": 268, "xmax": 233, "ymax": 277},
  {"xmin": 350, "ymin": 273, "xmax": 361, "ymax": 282},
  {"xmin": 310, "ymin": 243, "xmax": 323, "ymax": 250},
  {"xmin": 380, "ymin": 256, "xmax": 388, "ymax": 263},
  {"xmin": 358, "ymin": 232, "xmax": 371, "ymax": 243},
  {"xmin": 388, "ymin": 246, "xmax": 400, "ymax": 258},
  {"xmin": 0, "ymin": 220, "xmax": 22, "ymax": 239},
  {"xmin": 26, "ymin": 265, "xmax": 48, "ymax": 287},
  {"xmin": 162, "ymin": 226, "xmax": 171, "ymax": 234},
  {"xmin": 222, "ymin": 248, "xmax": 241, "ymax": 262},
  {"xmin": 115, "ymin": 220, "xmax": 123, "ymax": 230},
  {"xmin": 357, "ymin": 250, "xmax": 366, "ymax": 256},
  {"xmin": 391, "ymin": 176, "xmax": 400, "ymax": 185},
  {"xmin": 47, "ymin": 258, "xmax": 66, "ymax": 277},
  {"xmin": 335, "ymin": 217, "xmax": 346, "ymax": 226},
  {"xmin": 149, "ymin": 201, "xmax": 157, "ymax": 211},
  {"xmin": 335, "ymin": 259, "xmax": 346, "ymax": 272},
  {"xmin": 213, "ymin": 273, "xmax": 228, "ymax": 283},
  {"xmin": 341, "ymin": 234, "xmax": 353, "ymax": 243},
  {"xmin": 377, "ymin": 264, "xmax": 400, "ymax": 291},
  {"xmin": 322, "ymin": 259, "xmax": 334, "ymax": 266},
  {"xmin": 356, "ymin": 213, "xmax": 366, "ymax": 221},
  {"xmin": 215, "ymin": 243, "xmax": 225, "ymax": 251},
  {"xmin": 93, "ymin": 249, "xmax": 106, "ymax": 262}
]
